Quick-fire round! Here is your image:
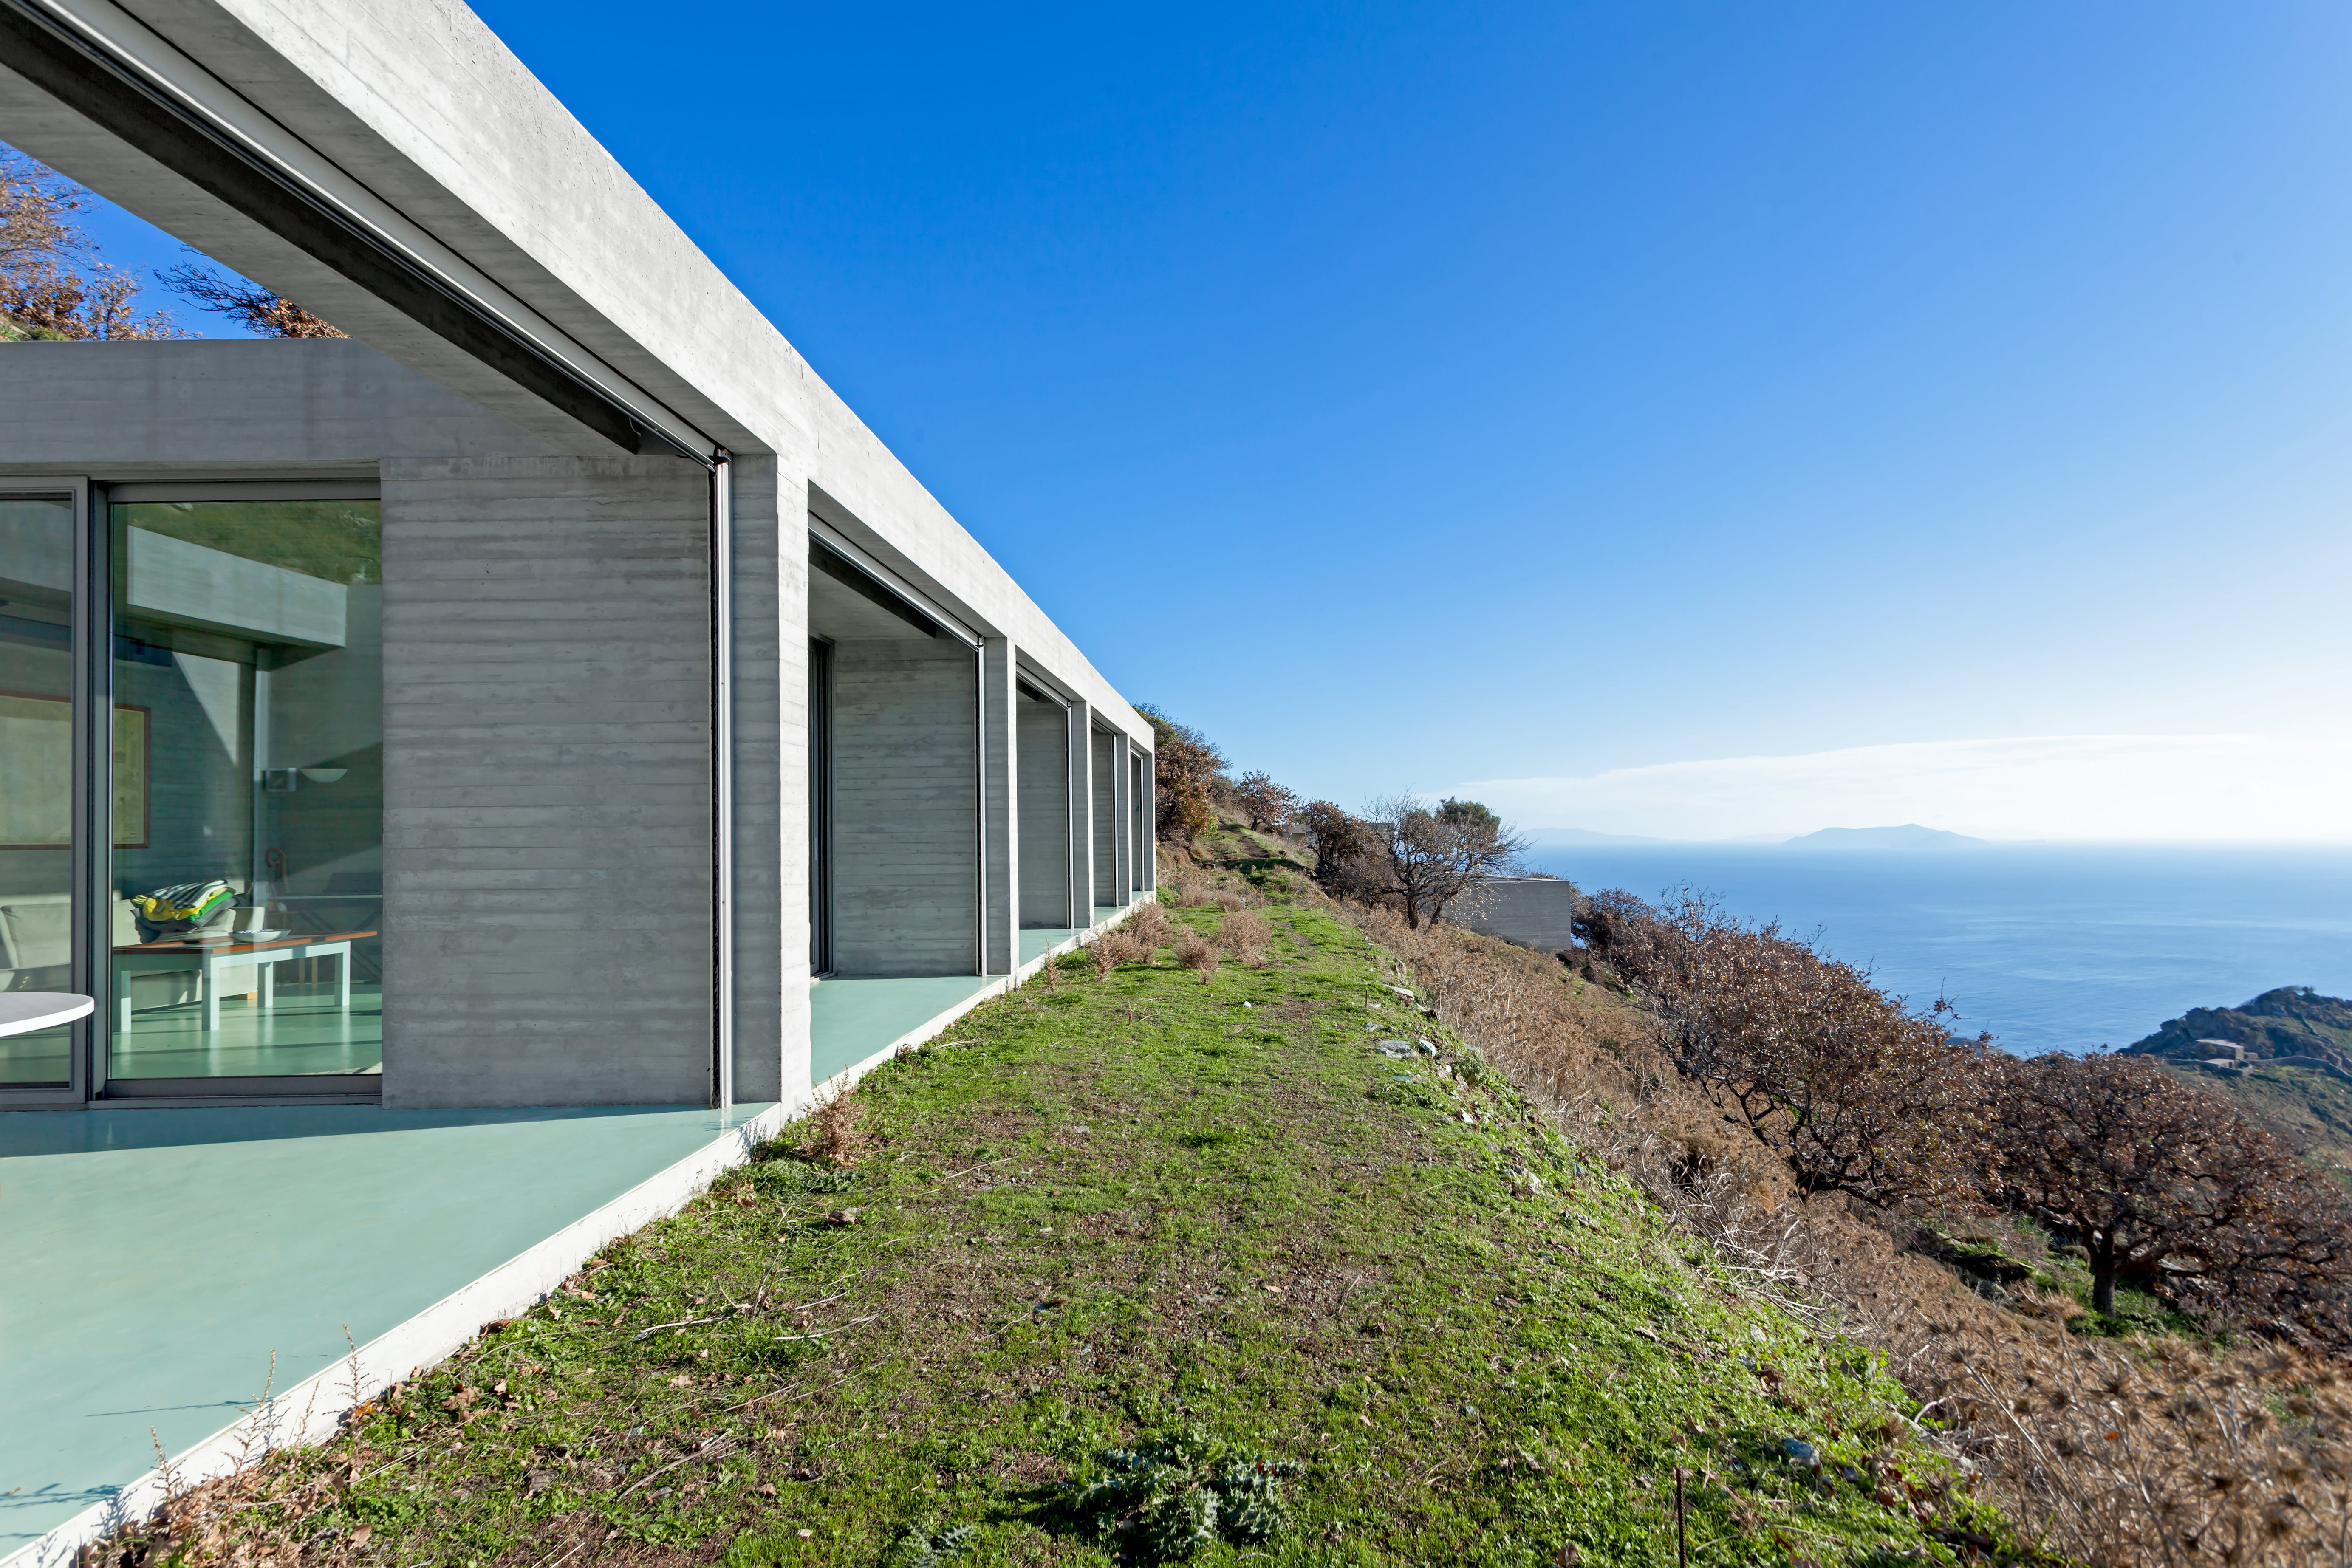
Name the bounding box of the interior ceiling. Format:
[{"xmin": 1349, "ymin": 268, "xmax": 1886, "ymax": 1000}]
[{"xmin": 808, "ymin": 570, "xmax": 933, "ymax": 641}]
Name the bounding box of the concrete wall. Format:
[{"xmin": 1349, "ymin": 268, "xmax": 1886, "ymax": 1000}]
[
  {"xmin": 1016, "ymin": 690, "xmax": 1070, "ymax": 929},
  {"xmin": 826, "ymin": 639, "xmax": 977, "ymax": 977},
  {"xmin": 380, "ymin": 454, "xmax": 713, "ymax": 1108},
  {"xmin": 1458, "ymin": 878, "xmax": 1582, "ymax": 952},
  {"xmin": 1090, "ymin": 730, "xmax": 1118, "ymax": 908},
  {"xmin": 0, "ymin": 339, "xmax": 552, "ymax": 475}
]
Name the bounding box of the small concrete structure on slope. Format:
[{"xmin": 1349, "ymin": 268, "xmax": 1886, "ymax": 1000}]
[{"xmin": 1459, "ymin": 877, "xmax": 1583, "ymax": 952}]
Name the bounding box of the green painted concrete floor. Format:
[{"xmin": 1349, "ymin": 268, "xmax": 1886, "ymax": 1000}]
[
  {"xmin": 108, "ymin": 985, "xmax": 385, "ymax": 1080},
  {"xmin": 1018, "ymin": 928, "xmax": 1083, "ymax": 964},
  {"xmin": 0, "ymin": 1101, "xmax": 774, "ymax": 1558},
  {"xmin": 808, "ymin": 975, "xmax": 993, "ymax": 1085}
]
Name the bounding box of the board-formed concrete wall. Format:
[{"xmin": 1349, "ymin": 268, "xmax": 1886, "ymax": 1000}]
[
  {"xmin": 380, "ymin": 454, "xmax": 713, "ymax": 1108},
  {"xmin": 827, "ymin": 639, "xmax": 978, "ymax": 977},
  {"xmin": 1091, "ymin": 731, "xmax": 1119, "ymax": 908},
  {"xmin": 1017, "ymin": 690, "xmax": 1071, "ymax": 929},
  {"xmin": 1458, "ymin": 877, "xmax": 1582, "ymax": 952}
]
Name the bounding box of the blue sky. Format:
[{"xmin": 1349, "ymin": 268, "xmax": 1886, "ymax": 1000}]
[{"xmin": 69, "ymin": 2, "xmax": 2352, "ymax": 838}]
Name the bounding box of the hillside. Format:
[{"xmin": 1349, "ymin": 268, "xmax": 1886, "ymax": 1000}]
[
  {"xmin": 2122, "ymin": 985, "xmax": 2352, "ymax": 1068},
  {"xmin": 125, "ymin": 888, "xmax": 2019, "ymax": 1566},
  {"xmin": 2124, "ymin": 987, "xmax": 2352, "ymax": 1185}
]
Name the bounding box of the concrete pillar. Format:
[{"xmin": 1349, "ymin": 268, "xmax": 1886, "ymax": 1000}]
[
  {"xmin": 733, "ymin": 463, "xmax": 807, "ymax": 1105},
  {"xmin": 1067, "ymin": 700, "xmax": 1094, "ymax": 923},
  {"xmin": 979, "ymin": 638, "xmax": 1016, "ymax": 973}
]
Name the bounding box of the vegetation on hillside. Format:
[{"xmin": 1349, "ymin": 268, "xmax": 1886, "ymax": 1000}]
[
  {"xmin": 1148, "ymin": 706, "xmax": 2352, "ymax": 1565},
  {"xmin": 105, "ymin": 896, "xmax": 2018, "ymax": 1567}
]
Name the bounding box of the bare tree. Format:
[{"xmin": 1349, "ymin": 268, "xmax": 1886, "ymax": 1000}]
[
  {"xmin": 1136, "ymin": 703, "xmax": 1225, "ymax": 846},
  {"xmin": 1589, "ymin": 888, "xmax": 1990, "ymax": 1206},
  {"xmin": 2, "ymin": 148, "xmax": 181, "ymax": 340},
  {"xmin": 1360, "ymin": 793, "xmax": 1526, "ymax": 930},
  {"xmin": 1982, "ymin": 1051, "xmax": 2352, "ymax": 1320},
  {"xmin": 1, "ymin": 149, "xmax": 87, "ymax": 275},
  {"xmin": 1232, "ymin": 771, "xmax": 1299, "ymax": 834},
  {"xmin": 161, "ymin": 262, "xmax": 343, "ymax": 338}
]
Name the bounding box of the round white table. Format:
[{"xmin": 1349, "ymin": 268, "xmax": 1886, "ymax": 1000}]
[{"xmin": 0, "ymin": 992, "xmax": 95, "ymax": 1038}]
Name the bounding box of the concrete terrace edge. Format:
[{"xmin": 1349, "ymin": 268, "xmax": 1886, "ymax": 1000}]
[
  {"xmin": 7, "ymin": 1102, "xmax": 794, "ymax": 1568},
  {"xmin": 9, "ymin": 896, "xmax": 1147, "ymax": 1568}
]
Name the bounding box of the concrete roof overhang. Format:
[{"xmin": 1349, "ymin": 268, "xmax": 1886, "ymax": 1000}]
[{"xmin": 0, "ymin": 0, "xmax": 1150, "ymax": 746}]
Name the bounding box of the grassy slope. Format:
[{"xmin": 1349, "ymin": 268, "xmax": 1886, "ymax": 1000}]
[{"xmin": 192, "ymin": 901, "xmax": 2021, "ymax": 1567}]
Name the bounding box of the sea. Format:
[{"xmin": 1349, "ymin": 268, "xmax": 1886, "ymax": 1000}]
[{"xmin": 1517, "ymin": 844, "xmax": 2352, "ymax": 1058}]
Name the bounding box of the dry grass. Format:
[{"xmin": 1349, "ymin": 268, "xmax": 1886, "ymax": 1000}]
[
  {"xmin": 1338, "ymin": 901, "xmax": 2352, "ymax": 1566},
  {"xmin": 1173, "ymin": 929, "xmax": 1221, "ymax": 982},
  {"xmin": 808, "ymin": 1083, "xmax": 872, "ymax": 1169},
  {"xmin": 1088, "ymin": 929, "xmax": 1148, "ymax": 979},
  {"xmin": 1218, "ymin": 910, "xmax": 1272, "ymax": 967},
  {"xmin": 1125, "ymin": 901, "xmax": 1173, "ymax": 955}
]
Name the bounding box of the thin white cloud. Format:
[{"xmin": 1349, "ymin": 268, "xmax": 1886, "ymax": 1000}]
[{"xmin": 1449, "ymin": 734, "xmax": 2352, "ymax": 843}]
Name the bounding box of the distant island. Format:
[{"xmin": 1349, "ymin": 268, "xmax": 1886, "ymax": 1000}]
[
  {"xmin": 2124, "ymin": 987, "xmax": 2352, "ymax": 1186},
  {"xmin": 1778, "ymin": 824, "xmax": 1988, "ymax": 850}
]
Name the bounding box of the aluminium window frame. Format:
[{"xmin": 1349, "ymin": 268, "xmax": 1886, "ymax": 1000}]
[
  {"xmin": 89, "ymin": 477, "xmax": 386, "ymax": 1105},
  {"xmin": 0, "ymin": 475, "xmax": 96, "ymax": 1107}
]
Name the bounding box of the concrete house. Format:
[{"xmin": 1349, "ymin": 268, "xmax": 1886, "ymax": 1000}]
[{"xmin": 0, "ymin": 0, "xmax": 1153, "ymax": 1558}]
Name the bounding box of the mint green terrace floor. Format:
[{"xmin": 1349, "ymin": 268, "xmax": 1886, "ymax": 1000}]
[
  {"xmin": 1019, "ymin": 927, "xmax": 1083, "ymax": 964},
  {"xmin": 0, "ymin": 1102, "xmax": 773, "ymax": 1558},
  {"xmin": 808, "ymin": 975, "xmax": 993, "ymax": 1084}
]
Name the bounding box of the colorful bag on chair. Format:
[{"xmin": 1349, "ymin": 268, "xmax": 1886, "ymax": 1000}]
[{"xmin": 130, "ymin": 879, "xmax": 236, "ymax": 940}]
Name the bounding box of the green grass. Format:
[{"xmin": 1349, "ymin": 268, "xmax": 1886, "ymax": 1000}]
[{"xmin": 188, "ymin": 902, "xmax": 2031, "ymax": 1567}]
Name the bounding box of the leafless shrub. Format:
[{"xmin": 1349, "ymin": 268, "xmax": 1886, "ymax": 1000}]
[
  {"xmin": 1213, "ymin": 889, "xmax": 1250, "ymax": 913},
  {"xmin": 808, "ymin": 1083, "xmax": 871, "ymax": 1169},
  {"xmin": 1126, "ymin": 901, "xmax": 1173, "ymax": 954},
  {"xmin": 1089, "ymin": 930, "xmax": 1147, "ymax": 979},
  {"xmin": 1219, "ymin": 911, "xmax": 1272, "ymax": 967},
  {"xmin": 1174, "ymin": 929, "xmax": 1220, "ymax": 982}
]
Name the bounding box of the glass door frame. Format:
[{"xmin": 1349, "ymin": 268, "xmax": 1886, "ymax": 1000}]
[
  {"xmin": 0, "ymin": 476, "xmax": 387, "ymax": 1106},
  {"xmin": 99, "ymin": 480, "xmax": 384, "ymax": 1103},
  {"xmin": 0, "ymin": 476, "xmax": 98, "ymax": 1107}
]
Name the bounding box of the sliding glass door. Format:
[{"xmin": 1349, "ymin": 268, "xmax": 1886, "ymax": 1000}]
[
  {"xmin": 103, "ymin": 494, "xmax": 384, "ymax": 1091},
  {"xmin": 0, "ymin": 490, "xmax": 82, "ymax": 1090}
]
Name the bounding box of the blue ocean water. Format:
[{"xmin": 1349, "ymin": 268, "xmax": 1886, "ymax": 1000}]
[{"xmin": 1518, "ymin": 845, "xmax": 2352, "ymax": 1057}]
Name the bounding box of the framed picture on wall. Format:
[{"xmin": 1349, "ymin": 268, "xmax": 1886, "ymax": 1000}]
[
  {"xmin": 0, "ymin": 692, "xmax": 148, "ymax": 849},
  {"xmin": 114, "ymin": 703, "xmax": 149, "ymax": 849}
]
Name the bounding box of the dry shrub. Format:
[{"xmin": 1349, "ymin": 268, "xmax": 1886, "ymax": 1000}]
[
  {"xmin": 1160, "ymin": 862, "xmax": 1212, "ymax": 907},
  {"xmin": 1174, "ymin": 929, "xmax": 1220, "ymax": 982},
  {"xmin": 1126, "ymin": 901, "xmax": 1173, "ymax": 954},
  {"xmin": 808, "ymin": 1082, "xmax": 871, "ymax": 1169},
  {"xmin": 1339, "ymin": 901, "xmax": 2352, "ymax": 1565},
  {"xmin": 1213, "ymin": 889, "xmax": 1251, "ymax": 913},
  {"xmin": 1089, "ymin": 929, "xmax": 1147, "ymax": 980},
  {"xmin": 1219, "ymin": 910, "xmax": 1272, "ymax": 968}
]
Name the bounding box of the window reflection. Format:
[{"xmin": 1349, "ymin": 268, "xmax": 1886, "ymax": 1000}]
[{"xmin": 106, "ymin": 499, "xmax": 383, "ymax": 1082}]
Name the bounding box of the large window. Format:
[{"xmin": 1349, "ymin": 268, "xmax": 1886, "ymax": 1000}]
[
  {"xmin": 104, "ymin": 497, "xmax": 383, "ymax": 1088},
  {"xmin": 0, "ymin": 494, "xmax": 78, "ymax": 1087}
]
